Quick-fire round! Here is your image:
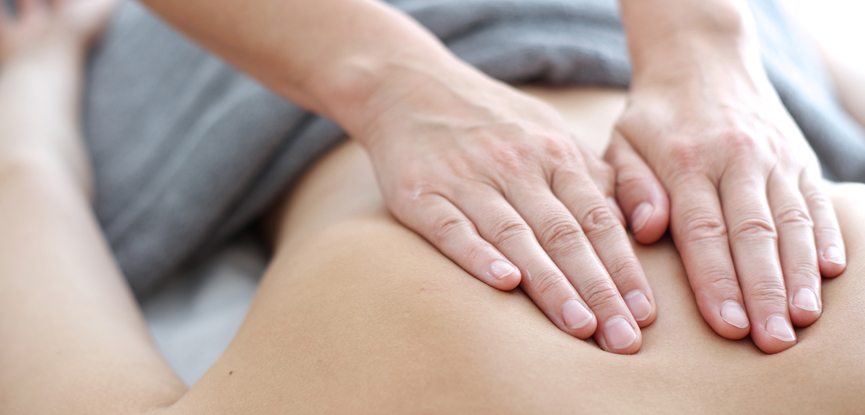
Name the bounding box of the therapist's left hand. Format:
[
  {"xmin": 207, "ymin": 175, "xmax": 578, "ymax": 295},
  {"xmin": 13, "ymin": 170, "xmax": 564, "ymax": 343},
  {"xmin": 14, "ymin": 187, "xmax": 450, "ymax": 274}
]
[{"xmin": 604, "ymin": 40, "xmax": 846, "ymax": 354}]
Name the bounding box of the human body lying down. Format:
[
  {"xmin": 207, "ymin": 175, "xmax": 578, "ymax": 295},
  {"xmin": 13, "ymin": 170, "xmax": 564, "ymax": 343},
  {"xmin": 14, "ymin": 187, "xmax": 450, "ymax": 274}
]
[{"xmin": 1, "ymin": 0, "xmax": 864, "ymax": 413}]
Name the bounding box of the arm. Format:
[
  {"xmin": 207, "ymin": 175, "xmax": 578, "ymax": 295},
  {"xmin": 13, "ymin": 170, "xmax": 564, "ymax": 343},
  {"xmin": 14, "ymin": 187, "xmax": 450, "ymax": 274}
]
[
  {"xmin": 141, "ymin": 0, "xmax": 658, "ymax": 353},
  {"xmin": 141, "ymin": 0, "xmax": 453, "ymax": 134},
  {"xmin": 607, "ymin": 0, "xmax": 846, "ymax": 353}
]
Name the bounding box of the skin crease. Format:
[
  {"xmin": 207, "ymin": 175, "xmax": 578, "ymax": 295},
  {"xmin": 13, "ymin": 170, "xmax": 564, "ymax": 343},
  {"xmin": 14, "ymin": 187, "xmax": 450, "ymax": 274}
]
[
  {"xmin": 136, "ymin": 0, "xmax": 848, "ymax": 355},
  {"xmin": 1, "ymin": 1, "xmax": 865, "ymax": 414},
  {"xmin": 141, "ymin": 0, "xmax": 655, "ymax": 354},
  {"xmin": 608, "ymin": 0, "xmax": 848, "ymax": 354}
]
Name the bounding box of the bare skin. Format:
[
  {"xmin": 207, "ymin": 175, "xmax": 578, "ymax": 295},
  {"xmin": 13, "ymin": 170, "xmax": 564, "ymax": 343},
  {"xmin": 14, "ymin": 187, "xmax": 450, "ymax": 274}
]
[
  {"xmin": 136, "ymin": 0, "xmax": 848, "ymax": 353},
  {"xmin": 1, "ymin": 2, "xmax": 865, "ymax": 415}
]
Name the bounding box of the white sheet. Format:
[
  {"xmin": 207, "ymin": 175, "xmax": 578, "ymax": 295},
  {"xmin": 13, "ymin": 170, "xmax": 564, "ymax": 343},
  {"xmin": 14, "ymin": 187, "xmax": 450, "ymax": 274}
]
[{"xmin": 142, "ymin": 236, "xmax": 265, "ymax": 385}]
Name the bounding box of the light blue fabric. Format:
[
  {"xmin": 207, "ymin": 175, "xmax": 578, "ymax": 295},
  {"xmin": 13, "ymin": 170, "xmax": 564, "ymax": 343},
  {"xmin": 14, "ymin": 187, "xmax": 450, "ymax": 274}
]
[{"xmin": 84, "ymin": 0, "xmax": 865, "ymax": 295}]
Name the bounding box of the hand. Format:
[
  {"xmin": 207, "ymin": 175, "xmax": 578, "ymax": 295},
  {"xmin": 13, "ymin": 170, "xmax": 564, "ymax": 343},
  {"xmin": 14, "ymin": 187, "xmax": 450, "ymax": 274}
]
[
  {"xmin": 353, "ymin": 63, "xmax": 656, "ymax": 354},
  {"xmin": 0, "ymin": 0, "xmax": 115, "ymax": 197},
  {"xmin": 605, "ymin": 46, "xmax": 846, "ymax": 353},
  {"xmin": 0, "ymin": 0, "xmax": 115, "ymax": 59}
]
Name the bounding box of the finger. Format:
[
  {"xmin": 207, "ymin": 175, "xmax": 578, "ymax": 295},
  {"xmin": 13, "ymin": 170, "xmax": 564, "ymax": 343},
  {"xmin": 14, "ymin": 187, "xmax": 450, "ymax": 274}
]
[
  {"xmin": 505, "ymin": 180, "xmax": 641, "ymax": 354},
  {"xmin": 800, "ymin": 171, "xmax": 846, "ymax": 277},
  {"xmin": 580, "ymin": 148, "xmax": 626, "ymax": 226},
  {"xmin": 669, "ymin": 174, "xmax": 751, "ymax": 340},
  {"xmin": 768, "ymin": 170, "xmax": 821, "ymax": 327},
  {"xmin": 605, "ymin": 132, "xmax": 670, "ymax": 244},
  {"xmin": 721, "ymin": 170, "xmax": 796, "ymax": 353},
  {"xmin": 396, "ymin": 193, "xmax": 521, "ymax": 291},
  {"xmin": 455, "ymin": 186, "xmax": 598, "ymax": 340},
  {"xmin": 552, "ymin": 166, "xmax": 657, "ymax": 328}
]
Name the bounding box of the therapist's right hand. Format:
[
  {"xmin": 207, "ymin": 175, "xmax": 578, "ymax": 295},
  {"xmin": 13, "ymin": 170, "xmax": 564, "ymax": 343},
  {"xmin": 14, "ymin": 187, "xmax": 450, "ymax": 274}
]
[{"xmin": 350, "ymin": 62, "xmax": 656, "ymax": 354}]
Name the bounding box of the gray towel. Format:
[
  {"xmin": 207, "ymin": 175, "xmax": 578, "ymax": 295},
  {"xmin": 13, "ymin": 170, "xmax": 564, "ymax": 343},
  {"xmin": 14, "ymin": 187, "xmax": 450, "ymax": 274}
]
[{"xmin": 84, "ymin": 0, "xmax": 865, "ymax": 296}]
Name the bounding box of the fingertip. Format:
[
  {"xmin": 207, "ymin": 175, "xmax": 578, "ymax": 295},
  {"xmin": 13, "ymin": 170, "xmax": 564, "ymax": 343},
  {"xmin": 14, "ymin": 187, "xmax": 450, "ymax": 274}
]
[
  {"xmin": 789, "ymin": 307, "xmax": 821, "ymax": 328},
  {"xmin": 486, "ymin": 259, "xmax": 522, "ymax": 291},
  {"xmin": 596, "ymin": 316, "xmax": 642, "ymax": 355},
  {"xmin": 567, "ymin": 319, "xmax": 598, "ymax": 341},
  {"xmin": 819, "ymin": 246, "xmax": 846, "ymax": 278},
  {"xmin": 789, "ymin": 287, "xmax": 822, "ymax": 327},
  {"xmin": 494, "ymin": 273, "xmax": 522, "ymax": 291},
  {"xmin": 623, "ymin": 290, "xmax": 657, "ymax": 328},
  {"xmin": 712, "ymin": 300, "xmax": 751, "ymax": 340},
  {"xmin": 635, "ymin": 312, "xmax": 656, "ymax": 329},
  {"xmin": 625, "ymin": 192, "xmax": 670, "ymax": 245},
  {"xmin": 632, "ymin": 206, "xmax": 669, "ymax": 244},
  {"xmin": 753, "ymin": 314, "xmax": 798, "ymax": 354},
  {"xmin": 562, "ymin": 299, "xmax": 598, "ymax": 340}
]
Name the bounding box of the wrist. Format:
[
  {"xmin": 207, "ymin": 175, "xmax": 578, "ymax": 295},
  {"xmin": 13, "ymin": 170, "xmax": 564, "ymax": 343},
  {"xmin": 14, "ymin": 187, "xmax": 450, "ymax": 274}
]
[
  {"xmin": 313, "ymin": 51, "xmax": 475, "ymax": 139},
  {"xmin": 630, "ymin": 39, "xmax": 767, "ymax": 91},
  {"xmin": 0, "ymin": 150, "xmax": 93, "ymax": 202},
  {"xmin": 620, "ymin": 0, "xmax": 753, "ymax": 45},
  {"xmin": 621, "ymin": 0, "xmax": 760, "ymax": 82}
]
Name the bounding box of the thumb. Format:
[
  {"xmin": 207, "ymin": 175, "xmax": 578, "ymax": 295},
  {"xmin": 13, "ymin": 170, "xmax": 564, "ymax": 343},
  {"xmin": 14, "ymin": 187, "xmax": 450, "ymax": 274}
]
[{"xmin": 604, "ymin": 131, "xmax": 670, "ymax": 244}]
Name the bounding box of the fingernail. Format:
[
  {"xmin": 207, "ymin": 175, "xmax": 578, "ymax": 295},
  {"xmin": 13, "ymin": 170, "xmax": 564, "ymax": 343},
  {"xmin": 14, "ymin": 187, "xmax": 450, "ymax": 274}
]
[
  {"xmin": 720, "ymin": 301, "xmax": 749, "ymax": 329},
  {"xmin": 631, "ymin": 203, "xmax": 653, "ymax": 234},
  {"xmin": 488, "ymin": 260, "xmax": 518, "ymax": 280},
  {"xmin": 792, "ymin": 288, "xmax": 820, "ymax": 312},
  {"xmin": 624, "ymin": 290, "xmax": 653, "ymax": 321},
  {"xmin": 603, "ymin": 316, "xmax": 637, "ymax": 350},
  {"xmin": 562, "ymin": 299, "xmax": 594, "ymax": 330},
  {"xmin": 823, "ymin": 246, "xmax": 845, "ymax": 265},
  {"xmin": 766, "ymin": 314, "xmax": 796, "ymax": 342}
]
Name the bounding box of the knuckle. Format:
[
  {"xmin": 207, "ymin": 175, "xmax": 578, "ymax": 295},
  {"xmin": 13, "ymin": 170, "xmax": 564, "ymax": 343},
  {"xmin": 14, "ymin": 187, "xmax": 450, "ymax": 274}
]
[
  {"xmin": 463, "ymin": 243, "xmax": 487, "ymax": 264},
  {"xmin": 729, "ymin": 217, "xmax": 777, "ymax": 242},
  {"xmin": 430, "ymin": 215, "xmax": 470, "ymax": 245},
  {"xmin": 676, "ymin": 210, "xmax": 728, "ymax": 243},
  {"xmin": 598, "ymin": 162, "xmax": 615, "ymax": 180},
  {"xmin": 550, "ymin": 167, "xmax": 583, "ymax": 191},
  {"xmin": 581, "ymin": 277, "xmax": 621, "ymax": 310},
  {"xmin": 615, "ymin": 166, "xmax": 650, "ymax": 192},
  {"xmin": 541, "ymin": 135, "xmax": 577, "ymax": 164},
  {"xmin": 804, "ymin": 188, "xmax": 833, "ymax": 211},
  {"xmin": 578, "ymin": 204, "xmax": 620, "ymax": 237},
  {"xmin": 723, "ymin": 131, "xmax": 760, "ymax": 157},
  {"xmin": 693, "ymin": 268, "xmax": 739, "ymax": 306},
  {"xmin": 704, "ymin": 270, "xmax": 740, "ymax": 294},
  {"xmin": 539, "ymin": 215, "xmax": 585, "ymax": 256},
  {"xmin": 746, "ymin": 279, "xmax": 788, "ymax": 305},
  {"xmin": 490, "ymin": 146, "xmax": 527, "ymax": 174},
  {"xmin": 489, "ymin": 217, "xmax": 532, "ymax": 247},
  {"xmin": 530, "ymin": 269, "xmax": 566, "ymax": 296},
  {"xmin": 605, "ymin": 257, "xmax": 643, "ymax": 285},
  {"xmin": 787, "ymin": 260, "xmax": 820, "ymax": 282},
  {"xmin": 774, "ymin": 205, "xmax": 813, "ymax": 228},
  {"xmin": 392, "ymin": 179, "xmax": 440, "ymax": 211},
  {"xmin": 668, "ymin": 142, "xmax": 703, "ymax": 173}
]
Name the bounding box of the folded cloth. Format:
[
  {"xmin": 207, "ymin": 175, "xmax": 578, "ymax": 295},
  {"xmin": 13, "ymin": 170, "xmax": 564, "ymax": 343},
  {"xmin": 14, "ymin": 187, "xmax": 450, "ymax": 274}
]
[{"xmin": 85, "ymin": 0, "xmax": 865, "ymax": 296}]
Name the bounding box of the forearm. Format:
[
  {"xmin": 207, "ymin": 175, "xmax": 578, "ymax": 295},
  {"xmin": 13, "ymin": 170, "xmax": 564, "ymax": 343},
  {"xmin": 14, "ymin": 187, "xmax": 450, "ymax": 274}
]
[
  {"xmin": 0, "ymin": 43, "xmax": 91, "ymax": 190},
  {"xmin": 617, "ymin": 0, "xmax": 764, "ymax": 87},
  {"xmin": 142, "ymin": 0, "xmax": 466, "ymax": 135},
  {"xmin": 0, "ymin": 166, "xmax": 185, "ymax": 414}
]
